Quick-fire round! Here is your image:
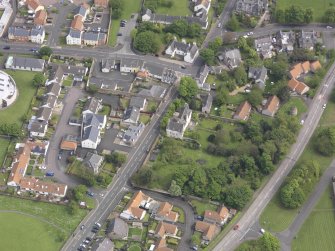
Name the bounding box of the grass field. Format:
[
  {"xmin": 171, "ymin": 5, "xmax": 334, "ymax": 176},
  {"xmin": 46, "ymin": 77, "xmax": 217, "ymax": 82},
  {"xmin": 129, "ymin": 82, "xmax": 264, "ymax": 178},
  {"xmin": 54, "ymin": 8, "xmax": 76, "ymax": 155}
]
[
  {"xmin": 260, "ymin": 100, "xmax": 335, "ymax": 232},
  {"xmin": 277, "ymin": 0, "xmax": 335, "ymax": 22},
  {"xmin": 292, "ymin": 185, "xmax": 335, "ymax": 251},
  {"xmin": 108, "ymin": 0, "xmax": 142, "ymax": 46},
  {"xmin": 0, "ymin": 70, "xmax": 36, "ymax": 125},
  {"xmin": 0, "ymin": 195, "xmax": 87, "ymax": 238},
  {"xmin": 190, "ymin": 199, "xmax": 218, "ymax": 215},
  {"xmin": 0, "ymin": 137, "xmax": 10, "ymax": 166},
  {"xmin": 0, "ymin": 212, "xmax": 63, "ymax": 251},
  {"xmin": 278, "ymin": 97, "xmax": 307, "ymax": 117},
  {"xmin": 127, "ymin": 244, "xmax": 141, "ymax": 251},
  {"xmin": 155, "ymin": 0, "xmax": 192, "ymax": 16}
]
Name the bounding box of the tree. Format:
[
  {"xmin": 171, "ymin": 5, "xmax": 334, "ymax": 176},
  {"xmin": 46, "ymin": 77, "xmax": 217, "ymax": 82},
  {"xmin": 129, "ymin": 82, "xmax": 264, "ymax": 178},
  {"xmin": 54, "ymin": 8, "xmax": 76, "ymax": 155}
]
[
  {"xmin": 233, "ymin": 66, "xmax": 247, "ymax": 85},
  {"xmin": 275, "ymin": 9, "xmax": 285, "ymax": 23},
  {"xmin": 38, "ymin": 46, "xmax": 53, "ymax": 58},
  {"xmin": 260, "ymin": 232, "xmax": 281, "ymax": 251},
  {"xmin": 227, "ymin": 14, "xmax": 240, "ymax": 31},
  {"xmin": 314, "ymin": 127, "xmax": 335, "ymax": 156},
  {"xmin": 280, "ymin": 179, "xmax": 305, "ymax": 208},
  {"xmin": 73, "ymin": 184, "xmax": 87, "ymax": 201},
  {"xmin": 166, "ymin": 20, "xmax": 188, "ymax": 37},
  {"xmin": 106, "ymin": 152, "xmax": 126, "ymax": 167},
  {"xmin": 247, "ymin": 88, "xmax": 263, "ymax": 107},
  {"xmin": 87, "ymin": 84, "xmax": 98, "ymax": 95},
  {"xmin": 200, "ymin": 48, "xmax": 215, "ymax": 65},
  {"xmin": 133, "ymin": 31, "xmax": 162, "ymax": 54},
  {"xmin": 284, "ymin": 5, "xmax": 305, "ymax": 24},
  {"xmin": 304, "ymin": 8, "xmax": 313, "ymax": 23},
  {"xmin": 178, "ymin": 77, "xmax": 198, "ymax": 101},
  {"xmin": 208, "ymin": 37, "xmax": 222, "ymax": 53},
  {"xmin": 323, "ymin": 7, "xmax": 335, "ymax": 23},
  {"xmin": 168, "ymin": 180, "xmax": 182, "ymax": 196},
  {"xmin": 224, "ymin": 184, "xmax": 252, "ymax": 210},
  {"xmin": 110, "ymin": 0, "xmax": 124, "ymax": 19},
  {"xmin": 32, "ymin": 73, "xmax": 46, "ymax": 87}
]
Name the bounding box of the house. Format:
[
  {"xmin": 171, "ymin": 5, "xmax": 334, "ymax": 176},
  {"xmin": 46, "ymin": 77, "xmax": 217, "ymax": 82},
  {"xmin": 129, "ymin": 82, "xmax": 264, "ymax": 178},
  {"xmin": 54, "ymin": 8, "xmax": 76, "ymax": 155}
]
[
  {"xmin": 71, "ymin": 15, "xmax": 84, "ymax": 31},
  {"xmin": 26, "ymin": 0, "xmax": 44, "ymax": 13},
  {"xmin": 166, "ymin": 103, "xmax": 192, "ymax": 139},
  {"xmin": 60, "ymin": 136, "xmax": 78, "ymax": 151},
  {"xmin": 95, "ymin": 238, "xmax": 115, "ymax": 251},
  {"xmin": 142, "ymin": 62, "xmax": 165, "ymax": 80},
  {"xmin": 5, "ymin": 56, "xmax": 44, "ymax": 72},
  {"xmin": 121, "ymin": 191, "xmax": 152, "ymax": 220},
  {"xmin": 298, "ymin": 30, "xmax": 318, "ymax": 50},
  {"xmin": 88, "ymin": 77, "xmax": 118, "ymax": 91},
  {"xmin": 221, "ymin": 49, "xmax": 242, "ymax": 69},
  {"xmin": 289, "ymin": 63, "xmax": 303, "ymax": 79},
  {"xmin": 155, "ymin": 222, "xmax": 178, "ymax": 239},
  {"xmin": 19, "ymin": 177, "xmax": 67, "ymax": 197},
  {"xmin": 28, "ymin": 119, "xmax": 48, "ymax": 137},
  {"xmin": 8, "ymin": 26, "xmax": 30, "ymax": 42},
  {"xmin": 7, "ymin": 144, "xmax": 31, "ymax": 187},
  {"xmin": 204, "ymin": 206, "xmax": 229, "ymax": 225},
  {"xmin": 200, "ymin": 93, "xmax": 213, "ymax": 113},
  {"xmin": 36, "ymin": 107, "xmax": 52, "ymax": 121},
  {"xmin": 154, "ymin": 238, "xmax": 173, "ymax": 251},
  {"xmin": 46, "ymin": 82, "xmax": 61, "ymax": 96},
  {"xmin": 66, "ymin": 28, "xmax": 82, "ymax": 45},
  {"xmin": 165, "ymin": 40, "xmax": 199, "ymax": 63},
  {"xmin": 138, "ymin": 85, "xmax": 166, "ymax": 99},
  {"xmin": 34, "ymin": 9, "xmax": 47, "ymax": 25},
  {"xmin": 123, "ymin": 106, "xmax": 140, "ymax": 125},
  {"xmin": 287, "ymin": 78, "xmax": 310, "ymax": 95},
  {"xmin": 82, "ymin": 32, "xmax": 106, "ymax": 46},
  {"xmin": 81, "ymin": 113, "xmax": 106, "ymax": 149},
  {"xmin": 41, "ymin": 95, "xmax": 57, "ymax": 109},
  {"xmin": 26, "ymin": 140, "xmax": 49, "ymax": 156},
  {"xmin": 235, "ymin": 0, "xmax": 267, "ymax": 16},
  {"xmin": 233, "ymin": 101, "xmax": 252, "ymax": 121},
  {"xmin": 195, "ymin": 221, "xmax": 219, "ymax": 241},
  {"xmin": 193, "ymin": 0, "xmax": 211, "ymax": 13},
  {"xmin": 129, "ymin": 96, "xmax": 147, "ymax": 111},
  {"xmin": 276, "ymin": 30, "xmax": 295, "ymax": 52},
  {"xmin": 0, "ymin": 1, "xmax": 13, "ymax": 38},
  {"xmin": 248, "ymin": 66, "xmax": 267, "ymax": 89},
  {"xmin": 30, "ymin": 26, "xmax": 45, "ymax": 44},
  {"xmin": 120, "ymin": 58, "xmax": 144, "ymax": 73},
  {"xmin": 84, "ymin": 152, "xmax": 104, "ymax": 174},
  {"xmin": 94, "ymin": 0, "xmax": 108, "ymax": 8},
  {"xmin": 262, "ymin": 95, "xmax": 280, "ymax": 117},
  {"xmin": 74, "ymin": 3, "xmax": 90, "ymax": 20},
  {"xmin": 310, "ymin": 60, "xmax": 321, "ymax": 73},
  {"xmin": 101, "ymin": 59, "xmax": 116, "ymax": 73},
  {"xmin": 155, "ymin": 202, "xmax": 179, "ymax": 222},
  {"xmin": 123, "ymin": 123, "xmax": 145, "ymax": 145},
  {"xmin": 48, "ymin": 63, "xmax": 88, "ymax": 82},
  {"xmin": 106, "ymin": 217, "xmax": 129, "ymax": 240},
  {"xmin": 161, "ymin": 68, "xmax": 177, "ymax": 84},
  {"xmin": 141, "ymin": 8, "xmax": 208, "ymax": 29},
  {"xmin": 83, "ymin": 97, "xmax": 102, "ymax": 114},
  {"xmin": 196, "ymin": 65, "xmax": 210, "ymax": 91},
  {"xmin": 254, "ymin": 36, "xmax": 273, "ymax": 59}
]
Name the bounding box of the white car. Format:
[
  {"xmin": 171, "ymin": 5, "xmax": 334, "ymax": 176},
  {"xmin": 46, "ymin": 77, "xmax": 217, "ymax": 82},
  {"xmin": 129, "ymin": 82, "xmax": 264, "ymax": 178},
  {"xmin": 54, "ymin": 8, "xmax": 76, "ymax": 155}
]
[
  {"xmin": 260, "ymin": 228, "xmax": 265, "ymax": 234},
  {"xmin": 323, "ymin": 103, "xmax": 327, "ymax": 109},
  {"xmin": 300, "ymin": 120, "xmax": 304, "ymax": 125},
  {"xmin": 327, "ymin": 26, "xmax": 333, "ymax": 29},
  {"xmin": 217, "ymin": 23, "xmax": 222, "ymax": 28}
]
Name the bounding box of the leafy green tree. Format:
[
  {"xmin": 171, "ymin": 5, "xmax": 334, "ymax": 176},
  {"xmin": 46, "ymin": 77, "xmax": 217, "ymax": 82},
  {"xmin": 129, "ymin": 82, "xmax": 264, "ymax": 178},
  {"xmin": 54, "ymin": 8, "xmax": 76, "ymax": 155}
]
[
  {"xmin": 178, "ymin": 77, "xmax": 198, "ymax": 101},
  {"xmin": 110, "ymin": 0, "xmax": 124, "ymax": 19},
  {"xmin": 260, "ymin": 232, "xmax": 281, "ymax": 251},
  {"xmin": 208, "ymin": 37, "xmax": 222, "ymax": 53},
  {"xmin": 224, "ymin": 184, "xmax": 252, "ymax": 210},
  {"xmin": 200, "ymin": 48, "xmax": 215, "ymax": 65},
  {"xmin": 106, "ymin": 152, "xmax": 126, "ymax": 167},
  {"xmin": 38, "ymin": 46, "xmax": 53, "ymax": 58},
  {"xmin": 247, "ymin": 88, "xmax": 263, "ymax": 107},
  {"xmin": 32, "ymin": 73, "xmax": 46, "ymax": 87},
  {"xmin": 275, "ymin": 9, "xmax": 285, "ymax": 23},
  {"xmin": 323, "ymin": 7, "xmax": 335, "ymax": 23},
  {"xmin": 168, "ymin": 180, "xmax": 182, "ymax": 196},
  {"xmin": 227, "ymin": 13, "xmax": 240, "ymax": 31},
  {"xmin": 134, "ymin": 31, "xmax": 162, "ymax": 53},
  {"xmin": 314, "ymin": 127, "xmax": 335, "ymax": 156},
  {"xmin": 233, "ymin": 66, "xmax": 248, "ymax": 86},
  {"xmin": 284, "ymin": 5, "xmax": 305, "ymax": 24},
  {"xmin": 73, "ymin": 185, "xmax": 87, "ymax": 201},
  {"xmin": 280, "ymin": 179, "xmax": 305, "ymax": 208},
  {"xmin": 304, "ymin": 8, "xmax": 313, "ymax": 23}
]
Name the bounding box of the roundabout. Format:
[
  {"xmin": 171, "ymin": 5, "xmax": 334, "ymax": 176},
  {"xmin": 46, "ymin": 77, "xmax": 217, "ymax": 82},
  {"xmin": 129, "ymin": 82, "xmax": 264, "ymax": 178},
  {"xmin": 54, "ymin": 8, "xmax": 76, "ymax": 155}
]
[{"xmin": 0, "ymin": 70, "xmax": 17, "ymax": 109}]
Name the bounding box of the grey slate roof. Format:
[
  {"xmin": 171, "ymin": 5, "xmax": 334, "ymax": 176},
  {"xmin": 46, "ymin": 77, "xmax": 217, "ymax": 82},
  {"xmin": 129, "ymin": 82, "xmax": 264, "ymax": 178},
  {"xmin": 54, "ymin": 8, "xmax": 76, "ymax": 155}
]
[
  {"xmin": 75, "ymin": 5, "xmax": 87, "ymax": 17},
  {"xmin": 120, "ymin": 58, "xmax": 144, "ymax": 69},
  {"xmin": 196, "ymin": 65, "xmax": 210, "ymax": 85},
  {"xmin": 46, "ymin": 82, "xmax": 61, "ymax": 96},
  {"xmin": 49, "ymin": 63, "xmax": 87, "ymax": 82},
  {"xmin": 139, "ymin": 85, "xmax": 166, "ymax": 98},
  {"xmin": 235, "ymin": 0, "xmax": 266, "ymax": 16},
  {"xmin": 248, "ymin": 66, "xmax": 267, "ymax": 83},
  {"xmin": 10, "ymin": 56, "xmax": 45, "ymax": 70},
  {"xmin": 143, "ymin": 62, "xmax": 165, "ymax": 78},
  {"xmin": 36, "ymin": 107, "xmax": 52, "ymax": 121},
  {"xmin": 29, "ymin": 120, "xmax": 47, "ymax": 133},
  {"xmin": 169, "ymin": 40, "xmax": 189, "ymax": 53},
  {"xmin": 31, "ymin": 26, "xmax": 44, "ymax": 36},
  {"xmin": 85, "ymin": 152, "xmax": 104, "ymax": 173},
  {"xmin": 68, "ymin": 28, "xmax": 82, "ymax": 39},
  {"xmin": 162, "ymin": 68, "xmax": 177, "ymax": 84},
  {"xmin": 83, "ymin": 32, "xmax": 106, "ymax": 41},
  {"xmin": 83, "ymin": 97, "xmax": 101, "ymax": 114},
  {"xmin": 167, "ymin": 118, "xmax": 184, "ymax": 133},
  {"xmin": 129, "ymin": 96, "xmax": 146, "ymax": 109},
  {"xmin": 89, "ymin": 77, "xmax": 117, "ymax": 90},
  {"xmin": 123, "ymin": 106, "xmax": 140, "ymax": 124},
  {"xmin": 123, "ymin": 123, "xmax": 145, "ymax": 143},
  {"xmin": 42, "ymin": 95, "xmax": 57, "ymax": 108},
  {"xmin": 8, "ymin": 26, "xmax": 30, "ymax": 37}
]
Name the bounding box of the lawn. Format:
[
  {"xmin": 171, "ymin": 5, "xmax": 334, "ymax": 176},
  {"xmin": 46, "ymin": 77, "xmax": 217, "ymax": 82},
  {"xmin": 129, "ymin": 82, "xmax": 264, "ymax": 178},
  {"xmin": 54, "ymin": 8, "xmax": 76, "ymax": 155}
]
[
  {"xmin": 259, "ymin": 99, "xmax": 335, "ymax": 232},
  {"xmin": 190, "ymin": 199, "xmax": 218, "ymax": 216},
  {"xmin": 0, "ymin": 137, "xmax": 10, "ymax": 166},
  {"xmin": 108, "ymin": 0, "xmax": 142, "ymax": 46},
  {"xmin": 278, "ymin": 97, "xmax": 307, "ymax": 117},
  {"xmin": 139, "ymin": 113, "xmax": 151, "ymax": 124},
  {"xmin": 172, "ymin": 206, "xmax": 185, "ymax": 223},
  {"xmin": 127, "ymin": 244, "xmax": 141, "ymax": 251},
  {"xmin": 0, "ymin": 212, "xmax": 63, "ymax": 251},
  {"xmin": 128, "ymin": 227, "xmax": 142, "ymax": 237},
  {"xmin": 0, "ymin": 70, "xmax": 37, "ymax": 125},
  {"xmin": 0, "ymin": 195, "xmax": 87, "ymax": 249},
  {"xmin": 154, "ymin": 0, "xmax": 192, "ymax": 16},
  {"xmin": 276, "ymin": 0, "xmax": 335, "ymax": 21},
  {"xmin": 292, "ymin": 185, "xmax": 335, "ymax": 251}
]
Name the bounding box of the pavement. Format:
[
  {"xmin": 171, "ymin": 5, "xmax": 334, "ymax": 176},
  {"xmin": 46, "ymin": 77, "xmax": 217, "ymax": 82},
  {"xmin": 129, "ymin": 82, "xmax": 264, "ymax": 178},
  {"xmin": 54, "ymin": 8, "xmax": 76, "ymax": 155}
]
[
  {"xmin": 45, "ymin": 87, "xmax": 85, "ymax": 186},
  {"xmin": 212, "ymin": 61, "xmax": 335, "ymax": 251},
  {"xmin": 277, "ymin": 159, "xmax": 335, "ymax": 251}
]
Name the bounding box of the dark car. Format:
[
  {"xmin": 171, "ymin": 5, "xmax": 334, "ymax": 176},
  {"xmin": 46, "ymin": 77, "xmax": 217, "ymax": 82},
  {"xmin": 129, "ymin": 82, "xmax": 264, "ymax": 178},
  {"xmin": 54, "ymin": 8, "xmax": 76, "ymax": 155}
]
[
  {"xmin": 3, "ymin": 46, "xmax": 10, "ymax": 50},
  {"xmin": 117, "ymin": 33, "xmax": 122, "ymax": 36},
  {"xmin": 46, "ymin": 172, "xmax": 54, "ymax": 177},
  {"xmin": 86, "ymin": 237, "xmax": 92, "ymax": 241},
  {"xmin": 91, "ymin": 228, "xmax": 98, "ymax": 233},
  {"xmin": 86, "ymin": 191, "xmax": 94, "ymax": 197}
]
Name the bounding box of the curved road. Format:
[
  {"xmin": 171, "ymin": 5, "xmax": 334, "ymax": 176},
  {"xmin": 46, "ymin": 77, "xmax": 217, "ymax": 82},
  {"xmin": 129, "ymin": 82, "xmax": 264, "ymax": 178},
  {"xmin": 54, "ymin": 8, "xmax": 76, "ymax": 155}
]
[{"xmin": 213, "ymin": 62, "xmax": 335, "ymax": 251}]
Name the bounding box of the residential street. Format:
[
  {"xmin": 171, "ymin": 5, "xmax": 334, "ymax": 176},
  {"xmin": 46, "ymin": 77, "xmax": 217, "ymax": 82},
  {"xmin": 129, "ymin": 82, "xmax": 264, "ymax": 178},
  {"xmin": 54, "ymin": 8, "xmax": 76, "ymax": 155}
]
[{"xmin": 277, "ymin": 159, "xmax": 335, "ymax": 251}]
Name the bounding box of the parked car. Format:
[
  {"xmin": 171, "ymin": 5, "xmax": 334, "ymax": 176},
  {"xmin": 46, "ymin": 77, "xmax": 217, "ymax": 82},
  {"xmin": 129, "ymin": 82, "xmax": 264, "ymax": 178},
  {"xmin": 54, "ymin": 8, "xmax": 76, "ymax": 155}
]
[
  {"xmin": 260, "ymin": 228, "xmax": 265, "ymax": 234},
  {"xmin": 94, "ymin": 222, "xmax": 101, "ymax": 228},
  {"xmin": 117, "ymin": 33, "xmax": 122, "ymax": 36},
  {"xmin": 46, "ymin": 172, "xmax": 54, "ymax": 177},
  {"xmin": 233, "ymin": 224, "xmax": 239, "ymax": 230},
  {"xmin": 3, "ymin": 46, "xmax": 10, "ymax": 50},
  {"xmin": 86, "ymin": 191, "xmax": 94, "ymax": 197}
]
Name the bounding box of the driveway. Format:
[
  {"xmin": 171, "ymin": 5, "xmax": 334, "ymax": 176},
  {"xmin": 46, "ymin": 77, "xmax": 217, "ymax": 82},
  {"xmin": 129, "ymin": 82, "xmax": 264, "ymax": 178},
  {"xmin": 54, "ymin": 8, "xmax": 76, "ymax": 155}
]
[
  {"xmin": 116, "ymin": 14, "xmax": 138, "ymax": 54},
  {"xmin": 97, "ymin": 128, "xmax": 131, "ymax": 154},
  {"xmin": 45, "ymin": 87, "xmax": 85, "ymax": 186}
]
